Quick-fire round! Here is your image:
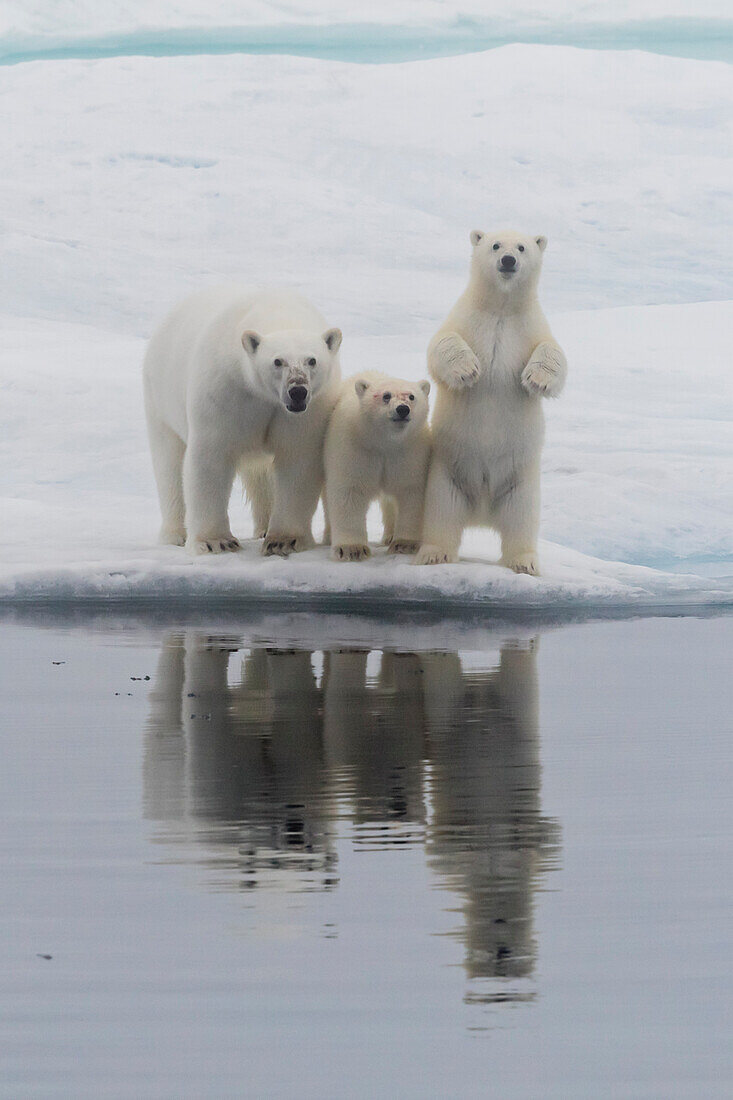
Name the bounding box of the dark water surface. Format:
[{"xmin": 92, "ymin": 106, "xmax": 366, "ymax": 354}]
[{"xmin": 0, "ymin": 613, "xmax": 731, "ymax": 1098}]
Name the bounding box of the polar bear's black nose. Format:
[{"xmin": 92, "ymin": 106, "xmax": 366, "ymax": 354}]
[
  {"xmin": 501, "ymin": 254, "xmax": 516, "ymax": 270},
  {"xmin": 396, "ymin": 404, "xmax": 410, "ymax": 420},
  {"xmin": 288, "ymin": 384, "xmax": 308, "ymax": 404}
]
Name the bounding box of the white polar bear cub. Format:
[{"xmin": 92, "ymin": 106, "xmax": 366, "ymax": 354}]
[
  {"xmin": 324, "ymin": 372, "xmax": 431, "ymax": 561},
  {"xmin": 143, "ymin": 286, "xmax": 342, "ymax": 555},
  {"xmin": 416, "ymin": 230, "xmax": 567, "ymax": 575}
]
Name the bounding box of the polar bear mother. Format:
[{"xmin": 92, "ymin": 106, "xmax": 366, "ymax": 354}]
[
  {"xmin": 416, "ymin": 230, "xmax": 567, "ymax": 574},
  {"xmin": 143, "ymin": 287, "xmax": 341, "ymax": 555}
]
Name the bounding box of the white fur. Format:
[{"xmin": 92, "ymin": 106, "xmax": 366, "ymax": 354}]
[
  {"xmin": 416, "ymin": 230, "xmax": 567, "ymax": 574},
  {"xmin": 143, "ymin": 286, "xmax": 342, "ymax": 555},
  {"xmin": 324, "ymin": 371, "xmax": 431, "ymax": 562}
]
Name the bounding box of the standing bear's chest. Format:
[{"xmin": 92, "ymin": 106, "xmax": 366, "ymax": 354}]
[{"xmin": 466, "ymin": 314, "xmax": 531, "ymax": 390}]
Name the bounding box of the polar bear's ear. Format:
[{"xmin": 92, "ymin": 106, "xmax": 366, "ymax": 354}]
[
  {"xmin": 241, "ymin": 331, "xmax": 261, "ymax": 355},
  {"xmin": 323, "ymin": 328, "xmax": 342, "ymax": 353},
  {"xmin": 354, "ymin": 379, "xmax": 369, "ymax": 398},
  {"xmin": 419, "ymin": 380, "xmax": 431, "ymax": 397},
  {"xmin": 535, "ymin": 236, "xmax": 548, "ymax": 252},
  {"xmin": 470, "ymin": 230, "xmax": 484, "ymax": 247}
]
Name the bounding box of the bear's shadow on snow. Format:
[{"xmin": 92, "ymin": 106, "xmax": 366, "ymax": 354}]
[{"xmin": 143, "ymin": 631, "xmax": 560, "ymax": 998}]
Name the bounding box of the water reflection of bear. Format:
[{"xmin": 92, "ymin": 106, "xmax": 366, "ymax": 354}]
[
  {"xmin": 143, "ymin": 633, "xmax": 337, "ymax": 887},
  {"xmin": 144, "ymin": 638, "xmax": 429, "ymax": 873},
  {"xmin": 144, "ymin": 634, "xmax": 557, "ymax": 984},
  {"xmin": 321, "ymin": 649, "xmax": 427, "ymax": 829},
  {"xmin": 422, "ymin": 642, "xmax": 558, "ymax": 988}
]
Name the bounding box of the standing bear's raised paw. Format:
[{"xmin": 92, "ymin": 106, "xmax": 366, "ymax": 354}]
[
  {"xmin": 262, "ymin": 533, "xmax": 315, "ymax": 557},
  {"xmin": 430, "ymin": 333, "xmax": 481, "ymax": 391},
  {"xmin": 521, "ymin": 343, "xmax": 566, "ymax": 398},
  {"xmin": 187, "ymin": 535, "xmax": 241, "ymax": 555},
  {"xmin": 332, "ymin": 543, "xmax": 371, "ymax": 562},
  {"xmin": 443, "ymin": 349, "xmax": 481, "ymax": 391}
]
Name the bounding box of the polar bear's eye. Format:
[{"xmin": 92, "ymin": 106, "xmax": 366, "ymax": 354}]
[
  {"xmin": 409, "ymin": 394, "xmax": 415, "ymax": 401},
  {"xmin": 383, "ymin": 393, "xmax": 392, "ymax": 403},
  {"xmin": 307, "ymin": 357, "xmax": 316, "ymax": 367},
  {"xmin": 273, "ymin": 358, "xmax": 283, "ymax": 367},
  {"xmin": 518, "ymin": 244, "xmax": 525, "ymax": 252},
  {"xmin": 492, "ymin": 242, "xmax": 500, "ymax": 250}
]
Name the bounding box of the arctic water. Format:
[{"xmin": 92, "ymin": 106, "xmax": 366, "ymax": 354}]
[{"xmin": 1, "ymin": 611, "xmax": 730, "ymax": 1098}]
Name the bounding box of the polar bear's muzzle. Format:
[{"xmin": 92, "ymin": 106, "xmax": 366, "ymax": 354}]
[
  {"xmin": 391, "ymin": 403, "xmax": 411, "ymax": 423},
  {"xmin": 498, "ymin": 253, "xmax": 518, "ymax": 278},
  {"xmin": 286, "ymin": 382, "xmax": 309, "ymax": 413}
]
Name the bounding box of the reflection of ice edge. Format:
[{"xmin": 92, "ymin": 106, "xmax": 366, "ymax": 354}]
[
  {"xmin": 1, "ymin": 18, "xmax": 732, "ymax": 66},
  {"xmin": 143, "ymin": 632, "xmax": 561, "ymax": 1003}
]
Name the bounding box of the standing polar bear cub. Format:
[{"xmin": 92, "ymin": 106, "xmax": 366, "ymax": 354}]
[
  {"xmin": 324, "ymin": 372, "xmax": 431, "ymax": 561},
  {"xmin": 416, "ymin": 230, "xmax": 567, "ymax": 574},
  {"xmin": 143, "ymin": 286, "xmax": 342, "ymax": 555}
]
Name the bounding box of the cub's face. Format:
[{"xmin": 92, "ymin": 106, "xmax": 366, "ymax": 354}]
[
  {"xmin": 470, "ymin": 229, "xmax": 547, "ymax": 294},
  {"xmin": 242, "ymin": 327, "xmax": 342, "ymax": 413},
  {"xmin": 353, "ymin": 377, "xmax": 430, "ymax": 439}
]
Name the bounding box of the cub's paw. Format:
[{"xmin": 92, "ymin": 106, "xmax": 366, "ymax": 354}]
[
  {"xmin": 503, "ymin": 552, "xmax": 540, "ymax": 576},
  {"xmin": 413, "ymin": 544, "xmax": 457, "ymax": 565},
  {"xmin": 160, "ymin": 526, "xmax": 186, "ymax": 547},
  {"xmin": 333, "ymin": 543, "xmax": 371, "ymax": 562},
  {"xmin": 521, "ymin": 346, "xmax": 565, "ymax": 398},
  {"xmin": 188, "ymin": 536, "xmax": 240, "ymax": 555},
  {"xmin": 262, "ymin": 533, "xmax": 313, "ymax": 557},
  {"xmin": 388, "ymin": 539, "xmax": 420, "ymax": 555},
  {"xmin": 445, "ymin": 351, "xmax": 480, "ymax": 390}
]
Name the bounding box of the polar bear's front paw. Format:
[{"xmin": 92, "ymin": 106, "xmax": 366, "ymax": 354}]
[
  {"xmin": 444, "ymin": 351, "xmax": 481, "ymax": 390},
  {"xmin": 333, "ymin": 543, "xmax": 371, "ymax": 562},
  {"xmin": 414, "ymin": 544, "xmax": 457, "ymax": 565},
  {"xmin": 503, "ymin": 551, "xmax": 540, "ymax": 576},
  {"xmin": 388, "ymin": 539, "xmax": 420, "ymax": 555},
  {"xmin": 188, "ymin": 536, "xmax": 241, "ymax": 555},
  {"xmin": 521, "ymin": 346, "xmax": 565, "ymax": 398},
  {"xmin": 262, "ymin": 533, "xmax": 314, "ymax": 557}
]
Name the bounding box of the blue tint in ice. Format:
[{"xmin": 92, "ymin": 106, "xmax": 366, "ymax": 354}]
[{"xmin": 1, "ymin": 19, "xmax": 732, "ymax": 66}]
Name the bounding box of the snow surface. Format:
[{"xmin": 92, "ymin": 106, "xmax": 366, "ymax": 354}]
[
  {"xmin": 2, "ymin": 48, "xmax": 732, "ymax": 335},
  {"xmin": 0, "ymin": 37, "xmax": 731, "ymax": 609}
]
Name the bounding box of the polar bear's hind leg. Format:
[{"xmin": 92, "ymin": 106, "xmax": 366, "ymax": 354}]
[
  {"xmin": 241, "ymin": 458, "xmax": 273, "ymax": 539},
  {"xmin": 415, "ymin": 459, "xmax": 468, "ymax": 565},
  {"xmin": 380, "ymin": 496, "xmax": 397, "ymax": 546},
  {"xmin": 146, "ymin": 414, "xmax": 187, "ymax": 546},
  {"xmin": 493, "ymin": 469, "xmax": 541, "ymax": 575}
]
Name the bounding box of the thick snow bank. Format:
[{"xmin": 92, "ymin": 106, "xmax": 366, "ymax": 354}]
[{"xmin": 1, "ymin": 302, "xmax": 730, "ymax": 608}]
